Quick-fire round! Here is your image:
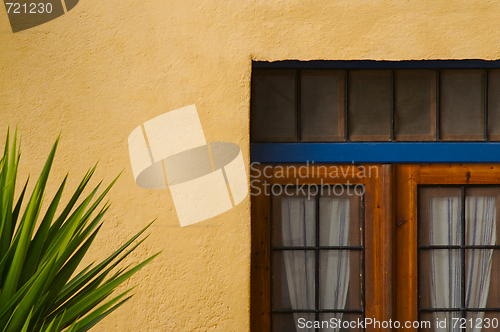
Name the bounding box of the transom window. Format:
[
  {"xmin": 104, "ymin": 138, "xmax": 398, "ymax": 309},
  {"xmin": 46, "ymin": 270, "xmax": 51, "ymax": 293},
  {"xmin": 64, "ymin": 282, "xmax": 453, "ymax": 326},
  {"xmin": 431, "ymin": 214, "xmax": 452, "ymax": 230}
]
[{"xmin": 251, "ymin": 68, "xmax": 500, "ymax": 142}]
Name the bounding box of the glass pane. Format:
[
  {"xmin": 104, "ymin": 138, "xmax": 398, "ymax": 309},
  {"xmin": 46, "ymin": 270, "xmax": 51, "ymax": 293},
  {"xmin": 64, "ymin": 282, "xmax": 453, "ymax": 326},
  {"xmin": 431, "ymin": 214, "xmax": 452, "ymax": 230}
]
[
  {"xmin": 319, "ymin": 193, "xmax": 361, "ymax": 247},
  {"xmin": 348, "ymin": 70, "xmax": 391, "ymax": 141},
  {"xmin": 420, "ymin": 311, "xmax": 500, "ymax": 332},
  {"xmin": 251, "ymin": 70, "xmax": 296, "ymax": 142},
  {"xmin": 419, "ymin": 311, "xmax": 462, "ymax": 332},
  {"xmin": 419, "ymin": 187, "xmax": 463, "ymax": 246},
  {"xmin": 319, "ymin": 313, "xmax": 364, "ymax": 332},
  {"xmin": 320, "ymin": 250, "xmax": 362, "ymax": 310},
  {"xmin": 419, "ymin": 249, "xmax": 463, "ymax": 309},
  {"xmin": 466, "ymin": 249, "xmax": 500, "ymax": 309},
  {"xmin": 488, "ymin": 70, "xmax": 500, "ymax": 140},
  {"xmin": 301, "ymin": 70, "xmax": 345, "ymax": 141},
  {"xmin": 272, "ymin": 193, "xmax": 316, "ymax": 247},
  {"xmin": 272, "ymin": 250, "xmax": 315, "ymax": 310},
  {"xmin": 465, "ymin": 190, "xmax": 498, "ymax": 245},
  {"xmin": 468, "ymin": 311, "xmax": 500, "ymax": 332},
  {"xmin": 485, "ymin": 250, "xmax": 500, "ymax": 309},
  {"xmin": 272, "ymin": 313, "xmax": 315, "ymax": 332},
  {"xmin": 440, "ymin": 70, "xmax": 485, "ymax": 141},
  {"xmin": 394, "ymin": 70, "xmax": 436, "ymax": 140}
]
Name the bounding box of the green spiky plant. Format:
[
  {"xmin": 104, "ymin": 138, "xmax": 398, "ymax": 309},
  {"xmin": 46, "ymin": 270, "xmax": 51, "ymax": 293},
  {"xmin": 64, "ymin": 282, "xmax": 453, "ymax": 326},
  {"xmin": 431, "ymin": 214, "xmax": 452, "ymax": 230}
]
[{"xmin": 0, "ymin": 129, "xmax": 159, "ymax": 332}]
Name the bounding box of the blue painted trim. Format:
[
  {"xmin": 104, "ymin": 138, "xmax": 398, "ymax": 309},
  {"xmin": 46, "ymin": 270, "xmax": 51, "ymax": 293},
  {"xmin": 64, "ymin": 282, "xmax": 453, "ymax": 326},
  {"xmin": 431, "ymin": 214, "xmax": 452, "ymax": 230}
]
[
  {"xmin": 250, "ymin": 143, "xmax": 500, "ymax": 163},
  {"xmin": 253, "ymin": 60, "xmax": 500, "ymax": 70}
]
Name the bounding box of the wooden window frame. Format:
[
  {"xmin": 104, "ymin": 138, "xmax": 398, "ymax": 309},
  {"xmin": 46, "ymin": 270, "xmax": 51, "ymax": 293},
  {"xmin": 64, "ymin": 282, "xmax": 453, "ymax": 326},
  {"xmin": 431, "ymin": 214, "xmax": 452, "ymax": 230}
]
[
  {"xmin": 251, "ymin": 163, "xmax": 395, "ymax": 332},
  {"xmin": 395, "ymin": 164, "xmax": 500, "ymax": 331}
]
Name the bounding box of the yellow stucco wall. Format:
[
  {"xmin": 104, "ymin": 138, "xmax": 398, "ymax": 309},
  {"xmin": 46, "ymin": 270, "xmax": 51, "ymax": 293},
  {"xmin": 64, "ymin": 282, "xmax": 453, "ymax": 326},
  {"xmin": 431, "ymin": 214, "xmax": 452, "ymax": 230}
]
[{"xmin": 1, "ymin": 1, "xmax": 500, "ymax": 330}]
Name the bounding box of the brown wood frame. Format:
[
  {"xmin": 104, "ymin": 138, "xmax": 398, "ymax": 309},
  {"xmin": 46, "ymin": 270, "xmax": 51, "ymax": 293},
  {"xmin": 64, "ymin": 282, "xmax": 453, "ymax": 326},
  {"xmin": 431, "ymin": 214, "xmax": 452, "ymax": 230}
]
[
  {"xmin": 395, "ymin": 164, "xmax": 500, "ymax": 331},
  {"xmin": 251, "ymin": 163, "xmax": 395, "ymax": 332}
]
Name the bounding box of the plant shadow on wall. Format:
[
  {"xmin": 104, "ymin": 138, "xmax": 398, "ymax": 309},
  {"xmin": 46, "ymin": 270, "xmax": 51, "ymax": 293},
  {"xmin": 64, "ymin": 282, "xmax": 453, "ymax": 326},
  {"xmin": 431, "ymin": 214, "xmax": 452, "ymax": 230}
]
[{"xmin": 0, "ymin": 129, "xmax": 159, "ymax": 332}]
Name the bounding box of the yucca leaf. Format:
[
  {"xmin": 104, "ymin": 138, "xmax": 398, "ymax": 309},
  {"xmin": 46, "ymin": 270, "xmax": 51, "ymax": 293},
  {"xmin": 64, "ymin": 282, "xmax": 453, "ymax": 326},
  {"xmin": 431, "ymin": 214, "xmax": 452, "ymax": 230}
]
[
  {"xmin": 19, "ymin": 176, "xmax": 67, "ymax": 286},
  {"xmin": 48, "ymin": 239, "xmax": 152, "ymax": 323},
  {"xmin": 3, "ymin": 258, "xmax": 57, "ymax": 332},
  {"xmin": 0, "ymin": 130, "xmax": 158, "ymax": 332},
  {"xmin": 34, "ymin": 224, "xmax": 103, "ymax": 321},
  {"xmin": 58, "ymin": 253, "xmax": 159, "ymax": 327},
  {"xmin": 43, "ymin": 207, "xmax": 109, "ymax": 286},
  {"xmin": 48, "ymin": 235, "xmax": 151, "ymax": 320},
  {"xmin": 75, "ymin": 293, "xmax": 133, "ymax": 332},
  {"xmin": 0, "ymin": 136, "xmax": 58, "ymax": 306},
  {"xmin": 10, "ymin": 176, "xmax": 29, "ymax": 237},
  {"xmin": 53, "ymin": 221, "xmax": 154, "ymax": 308},
  {"xmin": 19, "ymin": 308, "xmax": 33, "ymax": 332},
  {"xmin": 41, "ymin": 166, "xmax": 97, "ymax": 256},
  {"xmin": 0, "ymin": 262, "xmax": 46, "ymax": 320}
]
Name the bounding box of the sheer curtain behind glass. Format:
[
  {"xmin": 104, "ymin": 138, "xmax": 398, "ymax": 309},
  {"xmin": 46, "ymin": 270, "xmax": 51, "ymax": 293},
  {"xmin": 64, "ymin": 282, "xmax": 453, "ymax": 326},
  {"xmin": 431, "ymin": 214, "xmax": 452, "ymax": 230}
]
[
  {"xmin": 465, "ymin": 197, "xmax": 497, "ymax": 331},
  {"xmin": 426, "ymin": 195, "xmax": 496, "ymax": 332},
  {"xmin": 281, "ymin": 197, "xmax": 315, "ymax": 332},
  {"xmin": 320, "ymin": 198, "xmax": 351, "ymax": 332},
  {"xmin": 281, "ymin": 197, "xmax": 350, "ymax": 332}
]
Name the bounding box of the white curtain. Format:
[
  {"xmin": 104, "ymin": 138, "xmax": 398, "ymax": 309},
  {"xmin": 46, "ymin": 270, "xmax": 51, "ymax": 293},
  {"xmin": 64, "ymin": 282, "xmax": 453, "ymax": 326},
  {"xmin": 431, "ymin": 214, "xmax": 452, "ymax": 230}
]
[
  {"xmin": 428, "ymin": 196, "xmax": 496, "ymax": 332},
  {"xmin": 465, "ymin": 197, "xmax": 497, "ymax": 332},
  {"xmin": 281, "ymin": 197, "xmax": 350, "ymax": 332},
  {"xmin": 320, "ymin": 198, "xmax": 351, "ymax": 332}
]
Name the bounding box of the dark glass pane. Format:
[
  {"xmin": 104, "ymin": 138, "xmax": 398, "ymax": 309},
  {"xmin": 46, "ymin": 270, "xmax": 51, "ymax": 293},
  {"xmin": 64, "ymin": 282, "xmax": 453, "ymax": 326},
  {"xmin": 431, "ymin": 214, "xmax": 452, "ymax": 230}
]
[
  {"xmin": 319, "ymin": 313, "xmax": 364, "ymax": 332},
  {"xmin": 251, "ymin": 70, "xmax": 296, "ymax": 142},
  {"xmin": 272, "ymin": 250, "xmax": 315, "ymax": 310},
  {"xmin": 418, "ymin": 187, "xmax": 463, "ymax": 246},
  {"xmin": 301, "ymin": 70, "xmax": 345, "ymax": 141},
  {"xmin": 419, "ymin": 311, "xmax": 461, "ymax": 332},
  {"xmin": 394, "ymin": 70, "xmax": 436, "ymax": 140},
  {"xmin": 469, "ymin": 311, "xmax": 500, "ymax": 332},
  {"xmin": 319, "ymin": 250, "xmax": 362, "ymax": 310},
  {"xmin": 488, "ymin": 70, "xmax": 500, "ymax": 140},
  {"xmin": 440, "ymin": 70, "xmax": 485, "ymax": 141},
  {"xmin": 272, "ymin": 313, "xmax": 315, "ymax": 332},
  {"xmin": 348, "ymin": 70, "xmax": 391, "ymax": 141},
  {"xmin": 420, "ymin": 311, "xmax": 500, "ymax": 332},
  {"xmin": 272, "ymin": 193, "xmax": 316, "ymax": 247}
]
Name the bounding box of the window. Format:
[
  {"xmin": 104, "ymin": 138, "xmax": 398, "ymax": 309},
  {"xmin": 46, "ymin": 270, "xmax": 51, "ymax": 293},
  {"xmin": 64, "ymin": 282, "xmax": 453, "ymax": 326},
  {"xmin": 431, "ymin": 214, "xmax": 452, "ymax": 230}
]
[
  {"xmin": 251, "ymin": 61, "xmax": 500, "ymax": 332},
  {"xmin": 251, "ymin": 164, "xmax": 393, "ymax": 332},
  {"xmin": 271, "ymin": 186, "xmax": 364, "ymax": 331},
  {"xmin": 418, "ymin": 187, "xmax": 500, "ymax": 330},
  {"xmin": 396, "ymin": 165, "xmax": 500, "ymax": 332}
]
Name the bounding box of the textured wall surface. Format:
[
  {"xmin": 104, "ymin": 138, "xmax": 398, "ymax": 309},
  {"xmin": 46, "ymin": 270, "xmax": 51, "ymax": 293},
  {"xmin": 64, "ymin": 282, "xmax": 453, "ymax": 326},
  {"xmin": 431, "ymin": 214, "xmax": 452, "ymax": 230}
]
[{"xmin": 2, "ymin": 0, "xmax": 500, "ymax": 330}]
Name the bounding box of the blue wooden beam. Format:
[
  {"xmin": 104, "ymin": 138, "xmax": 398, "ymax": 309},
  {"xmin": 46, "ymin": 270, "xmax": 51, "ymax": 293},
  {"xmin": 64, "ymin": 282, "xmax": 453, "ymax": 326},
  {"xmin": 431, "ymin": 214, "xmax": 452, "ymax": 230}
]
[{"xmin": 250, "ymin": 143, "xmax": 500, "ymax": 163}]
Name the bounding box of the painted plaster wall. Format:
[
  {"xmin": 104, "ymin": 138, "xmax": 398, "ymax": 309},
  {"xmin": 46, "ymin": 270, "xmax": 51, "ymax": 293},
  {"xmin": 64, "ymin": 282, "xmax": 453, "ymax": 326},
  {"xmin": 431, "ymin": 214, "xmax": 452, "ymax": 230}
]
[{"xmin": 1, "ymin": 1, "xmax": 500, "ymax": 330}]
